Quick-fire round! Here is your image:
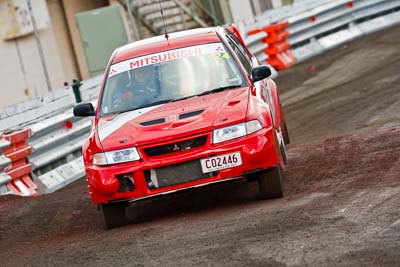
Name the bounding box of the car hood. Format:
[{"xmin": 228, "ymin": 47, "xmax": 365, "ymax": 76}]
[{"xmin": 97, "ymin": 87, "xmax": 249, "ymax": 150}]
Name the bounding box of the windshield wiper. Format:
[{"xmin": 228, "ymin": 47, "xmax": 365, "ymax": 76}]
[{"xmin": 195, "ymin": 85, "xmax": 242, "ymax": 97}]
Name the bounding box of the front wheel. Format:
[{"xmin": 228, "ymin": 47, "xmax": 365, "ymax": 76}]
[
  {"xmin": 99, "ymin": 203, "xmax": 128, "ymax": 229},
  {"xmin": 279, "ymin": 103, "xmax": 290, "ymax": 145},
  {"xmin": 257, "ymin": 165, "xmax": 285, "ymax": 199},
  {"xmin": 277, "ymin": 128, "xmax": 288, "ymax": 165},
  {"xmin": 282, "ymin": 121, "xmax": 290, "ymax": 145}
]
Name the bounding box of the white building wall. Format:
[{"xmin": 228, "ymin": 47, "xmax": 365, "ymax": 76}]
[
  {"xmin": 228, "ymin": 0, "xmax": 284, "ymax": 22},
  {"xmin": 0, "ymin": 0, "xmax": 73, "ymax": 107},
  {"xmin": 0, "ymin": 38, "xmax": 27, "ymax": 103},
  {"xmin": 271, "ymin": 0, "xmax": 283, "ymax": 8},
  {"xmin": 229, "ymin": 0, "xmax": 254, "ymax": 23}
]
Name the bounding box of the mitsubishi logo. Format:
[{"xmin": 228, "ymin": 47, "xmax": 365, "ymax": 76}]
[
  {"xmin": 172, "ymin": 143, "xmax": 192, "ymax": 152},
  {"xmin": 172, "ymin": 144, "xmax": 180, "ymax": 152}
]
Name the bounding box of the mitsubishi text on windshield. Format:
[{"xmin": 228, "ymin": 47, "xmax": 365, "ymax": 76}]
[{"xmin": 99, "ymin": 42, "xmax": 247, "ymax": 116}]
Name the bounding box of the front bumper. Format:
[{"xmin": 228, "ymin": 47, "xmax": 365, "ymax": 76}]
[{"xmin": 85, "ymin": 127, "xmax": 278, "ymax": 204}]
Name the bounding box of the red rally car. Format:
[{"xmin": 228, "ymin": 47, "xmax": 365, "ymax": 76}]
[{"xmin": 74, "ymin": 26, "xmax": 290, "ymax": 228}]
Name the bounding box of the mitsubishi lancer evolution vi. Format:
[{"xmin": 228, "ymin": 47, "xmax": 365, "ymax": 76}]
[{"xmin": 74, "ymin": 26, "xmax": 290, "ymax": 229}]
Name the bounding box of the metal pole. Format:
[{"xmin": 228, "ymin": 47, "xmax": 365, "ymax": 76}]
[
  {"xmin": 249, "ymin": 0, "xmax": 256, "ymax": 17},
  {"xmin": 179, "ymin": 7, "xmax": 187, "ymax": 30},
  {"xmin": 208, "ymin": 0, "xmax": 217, "ymax": 25},
  {"xmin": 27, "ymin": 0, "xmax": 52, "ymax": 93},
  {"xmin": 136, "ymin": 12, "xmax": 143, "ymax": 39},
  {"xmin": 125, "ymin": 0, "xmax": 139, "ymax": 41},
  {"xmin": 14, "ymin": 39, "xmax": 32, "ymax": 97}
]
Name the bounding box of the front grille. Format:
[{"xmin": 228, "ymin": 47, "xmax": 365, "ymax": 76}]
[
  {"xmin": 144, "ymin": 160, "xmax": 216, "ymax": 189},
  {"xmin": 144, "ymin": 136, "xmax": 207, "ymax": 156}
]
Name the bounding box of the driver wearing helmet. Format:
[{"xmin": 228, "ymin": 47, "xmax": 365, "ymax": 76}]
[
  {"xmin": 113, "ymin": 66, "xmax": 157, "ymax": 110},
  {"xmin": 131, "ymin": 66, "xmax": 157, "ymax": 99}
]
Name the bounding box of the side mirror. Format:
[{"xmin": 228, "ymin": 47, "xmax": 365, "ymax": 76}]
[
  {"xmin": 251, "ymin": 65, "xmax": 271, "ymax": 83},
  {"xmin": 73, "ymin": 102, "xmax": 95, "ymax": 117}
]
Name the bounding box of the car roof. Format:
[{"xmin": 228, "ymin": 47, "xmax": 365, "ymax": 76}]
[{"xmin": 112, "ymin": 27, "xmax": 224, "ymax": 64}]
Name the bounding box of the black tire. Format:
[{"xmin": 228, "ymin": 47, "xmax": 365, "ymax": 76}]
[
  {"xmin": 99, "ymin": 203, "xmax": 128, "ymax": 229},
  {"xmin": 279, "ymin": 104, "xmax": 290, "ymax": 145},
  {"xmin": 281, "ymin": 143, "xmax": 288, "ymax": 165},
  {"xmin": 257, "ymin": 165, "xmax": 285, "ymax": 199}
]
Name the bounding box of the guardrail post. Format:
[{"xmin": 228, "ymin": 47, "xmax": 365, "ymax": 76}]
[
  {"xmin": 2, "ymin": 129, "xmax": 38, "ymax": 197},
  {"xmin": 72, "ymin": 79, "xmax": 82, "ymax": 103},
  {"xmin": 249, "ymin": 21, "xmax": 295, "ymax": 70}
]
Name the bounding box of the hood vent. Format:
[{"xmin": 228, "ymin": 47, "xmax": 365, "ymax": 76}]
[
  {"xmin": 139, "ymin": 118, "xmax": 165, "ymax": 126},
  {"xmin": 179, "ymin": 110, "xmax": 204, "ymax": 120}
]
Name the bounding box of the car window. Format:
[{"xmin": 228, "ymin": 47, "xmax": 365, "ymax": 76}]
[
  {"xmin": 99, "ymin": 42, "xmax": 247, "ymax": 116},
  {"xmin": 226, "ymin": 31, "xmax": 253, "ymax": 62},
  {"xmin": 226, "ymin": 38, "xmax": 252, "ymax": 74}
]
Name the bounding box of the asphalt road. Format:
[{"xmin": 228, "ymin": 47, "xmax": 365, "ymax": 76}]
[{"xmin": 1, "ymin": 25, "xmax": 400, "ymax": 266}]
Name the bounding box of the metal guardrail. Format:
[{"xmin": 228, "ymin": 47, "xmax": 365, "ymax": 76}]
[
  {"xmin": 0, "ymin": 77, "xmax": 102, "ymax": 134},
  {"xmin": 0, "ymin": 138, "xmax": 12, "ymax": 195},
  {"xmin": 29, "ymin": 78, "xmax": 100, "ymax": 194},
  {"xmin": 0, "ymin": 76, "xmax": 101, "ymax": 196},
  {"xmin": 0, "ymin": 90, "xmax": 74, "ymax": 133},
  {"xmin": 239, "ymin": 0, "xmax": 332, "ymax": 34},
  {"xmin": 286, "ymin": 0, "xmax": 400, "ymax": 62},
  {"xmin": 245, "ymin": 31, "xmax": 268, "ymax": 62},
  {"xmin": 35, "ymin": 157, "xmax": 86, "ymax": 194},
  {"xmin": 243, "ymin": 0, "xmax": 400, "ymax": 64},
  {"xmin": 29, "ymin": 115, "xmax": 91, "ymax": 172}
]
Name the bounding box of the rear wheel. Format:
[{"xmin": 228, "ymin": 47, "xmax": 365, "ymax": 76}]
[
  {"xmin": 99, "ymin": 203, "xmax": 128, "ymax": 229},
  {"xmin": 257, "ymin": 165, "xmax": 285, "ymax": 199}
]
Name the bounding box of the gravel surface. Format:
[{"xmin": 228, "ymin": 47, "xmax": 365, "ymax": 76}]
[{"xmin": 1, "ymin": 25, "xmax": 400, "ymax": 266}]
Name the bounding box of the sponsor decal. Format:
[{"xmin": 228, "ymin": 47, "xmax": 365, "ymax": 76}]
[{"xmin": 109, "ymin": 43, "xmax": 226, "ymax": 77}]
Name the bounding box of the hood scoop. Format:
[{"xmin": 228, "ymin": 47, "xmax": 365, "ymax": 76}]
[
  {"xmin": 179, "ymin": 109, "xmax": 204, "ymax": 120},
  {"xmin": 139, "ymin": 118, "xmax": 166, "ymax": 126}
]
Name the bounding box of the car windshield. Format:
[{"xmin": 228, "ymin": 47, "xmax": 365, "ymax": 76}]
[{"xmin": 99, "ymin": 42, "xmax": 247, "ymax": 116}]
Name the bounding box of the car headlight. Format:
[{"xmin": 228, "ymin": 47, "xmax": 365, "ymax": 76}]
[
  {"xmin": 213, "ymin": 120, "xmax": 262, "ymax": 144},
  {"xmin": 93, "ymin": 147, "xmax": 141, "ymax": 165}
]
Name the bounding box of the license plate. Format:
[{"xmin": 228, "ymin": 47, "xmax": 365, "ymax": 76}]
[{"xmin": 200, "ymin": 152, "xmax": 242, "ymax": 173}]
